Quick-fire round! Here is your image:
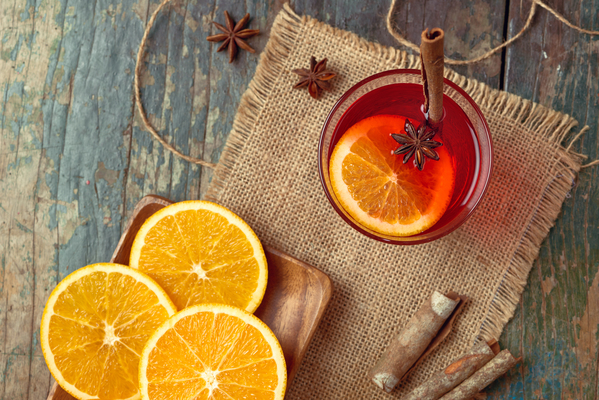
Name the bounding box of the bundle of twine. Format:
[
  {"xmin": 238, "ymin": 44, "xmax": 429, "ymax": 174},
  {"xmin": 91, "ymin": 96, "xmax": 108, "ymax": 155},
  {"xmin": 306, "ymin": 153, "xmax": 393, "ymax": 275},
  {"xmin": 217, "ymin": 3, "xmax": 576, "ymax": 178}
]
[{"xmin": 134, "ymin": 0, "xmax": 599, "ymax": 168}]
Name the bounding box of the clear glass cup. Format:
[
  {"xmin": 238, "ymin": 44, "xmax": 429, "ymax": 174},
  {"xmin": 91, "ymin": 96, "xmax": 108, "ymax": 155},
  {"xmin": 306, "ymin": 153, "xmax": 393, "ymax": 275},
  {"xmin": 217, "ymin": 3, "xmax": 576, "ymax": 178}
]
[{"xmin": 318, "ymin": 69, "xmax": 493, "ymax": 245}]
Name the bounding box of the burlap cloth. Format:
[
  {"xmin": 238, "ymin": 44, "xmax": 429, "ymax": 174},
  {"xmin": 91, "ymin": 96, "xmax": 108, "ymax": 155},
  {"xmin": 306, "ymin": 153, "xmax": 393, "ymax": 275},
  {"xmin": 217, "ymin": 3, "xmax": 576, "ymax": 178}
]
[{"xmin": 205, "ymin": 5, "xmax": 584, "ymax": 399}]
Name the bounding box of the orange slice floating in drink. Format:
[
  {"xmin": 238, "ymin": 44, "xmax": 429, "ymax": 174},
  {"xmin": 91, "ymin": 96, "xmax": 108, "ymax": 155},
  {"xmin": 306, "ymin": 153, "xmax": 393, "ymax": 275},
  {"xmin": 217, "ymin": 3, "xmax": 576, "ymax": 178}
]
[{"xmin": 329, "ymin": 114, "xmax": 455, "ymax": 236}]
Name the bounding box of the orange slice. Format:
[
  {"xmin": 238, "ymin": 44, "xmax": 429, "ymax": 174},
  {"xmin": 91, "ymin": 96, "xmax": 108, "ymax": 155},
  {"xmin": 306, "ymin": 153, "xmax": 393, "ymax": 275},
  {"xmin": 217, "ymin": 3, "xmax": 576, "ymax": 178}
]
[
  {"xmin": 139, "ymin": 303, "xmax": 287, "ymax": 400},
  {"xmin": 330, "ymin": 114, "xmax": 455, "ymax": 236},
  {"xmin": 40, "ymin": 263, "xmax": 177, "ymax": 400},
  {"xmin": 129, "ymin": 201, "xmax": 267, "ymax": 313}
]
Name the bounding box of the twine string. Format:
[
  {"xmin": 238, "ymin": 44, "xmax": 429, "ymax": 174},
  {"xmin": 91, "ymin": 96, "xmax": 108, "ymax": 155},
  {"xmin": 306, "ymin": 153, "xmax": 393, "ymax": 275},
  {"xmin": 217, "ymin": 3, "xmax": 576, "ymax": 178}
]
[
  {"xmin": 386, "ymin": 0, "xmax": 599, "ymax": 64},
  {"xmin": 582, "ymin": 160, "xmax": 599, "ymax": 168},
  {"xmin": 134, "ymin": 0, "xmax": 599, "ymax": 168},
  {"xmin": 134, "ymin": 0, "xmax": 216, "ymax": 168},
  {"xmin": 566, "ymin": 127, "xmax": 598, "ymax": 169}
]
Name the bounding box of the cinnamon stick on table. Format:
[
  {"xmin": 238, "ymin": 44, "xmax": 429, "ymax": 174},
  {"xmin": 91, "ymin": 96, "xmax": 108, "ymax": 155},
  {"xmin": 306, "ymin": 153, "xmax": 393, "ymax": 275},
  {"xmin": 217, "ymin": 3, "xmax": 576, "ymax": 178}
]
[
  {"xmin": 368, "ymin": 291, "xmax": 464, "ymax": 393},
  {"xmin": 404, "ymin": 339, "xmax": 500, "ymax": 400},
  {"xmin": 439, "ymin": 349, "xmax": 521, "ymax": 400},
  {"xmin": 420, "ymin": 28, "xmax": 445, "ymax": 125}
]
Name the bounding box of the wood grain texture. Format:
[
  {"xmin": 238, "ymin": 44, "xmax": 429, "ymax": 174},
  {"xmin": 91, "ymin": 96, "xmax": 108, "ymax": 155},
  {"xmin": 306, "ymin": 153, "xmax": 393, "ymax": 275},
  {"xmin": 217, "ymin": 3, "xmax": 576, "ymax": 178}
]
[
  {"xmin": 47, "ymin": 195, "xmax": 332, "ymax": 400},
  {"xmin": 495, "ymin": 1, "xmax": 599, "ymax": 399},
  {"xmin": 1, "ymin": 0, "xmax": 599, "ymax": 398}
]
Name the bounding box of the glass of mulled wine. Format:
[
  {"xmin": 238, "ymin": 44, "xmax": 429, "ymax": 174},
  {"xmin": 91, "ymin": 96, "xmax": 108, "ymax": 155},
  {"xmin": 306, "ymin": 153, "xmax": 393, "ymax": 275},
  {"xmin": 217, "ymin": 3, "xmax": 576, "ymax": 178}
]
[{"xmin": 318, "ymin": 69, "xmax": 492, "ymax": 245}]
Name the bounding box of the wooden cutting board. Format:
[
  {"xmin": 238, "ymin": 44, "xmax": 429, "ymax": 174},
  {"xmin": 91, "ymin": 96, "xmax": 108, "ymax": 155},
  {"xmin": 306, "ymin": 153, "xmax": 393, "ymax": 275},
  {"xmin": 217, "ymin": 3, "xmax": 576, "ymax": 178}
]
[{"xmin": 47, "ymin": 195, "xmax": 332, "ymax": 400}]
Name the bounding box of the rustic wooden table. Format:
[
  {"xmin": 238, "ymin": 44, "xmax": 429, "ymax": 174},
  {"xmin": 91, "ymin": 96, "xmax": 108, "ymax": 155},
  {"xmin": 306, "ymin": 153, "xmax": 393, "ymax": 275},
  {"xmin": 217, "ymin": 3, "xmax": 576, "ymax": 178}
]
[{"xmin": 1, "ymin": 0, "xmax": 598, "ymax": 399}]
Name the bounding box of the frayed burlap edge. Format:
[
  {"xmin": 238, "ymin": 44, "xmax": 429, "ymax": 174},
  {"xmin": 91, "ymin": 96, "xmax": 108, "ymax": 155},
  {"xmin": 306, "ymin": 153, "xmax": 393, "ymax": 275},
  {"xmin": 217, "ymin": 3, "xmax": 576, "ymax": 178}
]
[{"xmin": 206, "ymin": 3, "xmax": 585, "ymax": 344}]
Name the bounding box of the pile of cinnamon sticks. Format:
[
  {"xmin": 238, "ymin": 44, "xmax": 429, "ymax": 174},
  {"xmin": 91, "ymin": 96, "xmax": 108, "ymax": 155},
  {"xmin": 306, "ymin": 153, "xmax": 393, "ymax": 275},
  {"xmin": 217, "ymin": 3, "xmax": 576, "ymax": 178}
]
[{"xmin": 369, "ymin": 291, "xmax": 521, "ymax": 399}]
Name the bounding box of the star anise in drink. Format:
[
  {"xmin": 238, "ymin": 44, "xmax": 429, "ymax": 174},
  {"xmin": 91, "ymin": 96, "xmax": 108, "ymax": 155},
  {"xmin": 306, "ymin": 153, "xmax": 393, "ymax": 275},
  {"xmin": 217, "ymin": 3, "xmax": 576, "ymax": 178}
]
[
  {"xmin": 292, "ymin": 56, "xmax": 336, "ymax": 99},
  {"xmin": 207, "ymin": 11, "xmax": 259, "ymax": 63},
  {"xmin": 391, "ymin": 119, "xmax": 442, "ymax": 171}
]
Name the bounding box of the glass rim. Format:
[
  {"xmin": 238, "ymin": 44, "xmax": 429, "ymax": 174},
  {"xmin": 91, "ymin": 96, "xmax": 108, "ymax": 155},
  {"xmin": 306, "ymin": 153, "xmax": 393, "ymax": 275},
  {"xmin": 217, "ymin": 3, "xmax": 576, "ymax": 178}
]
[{"xmin": 318, "ymin": 69, "xmax": 493, "ymax": 245}]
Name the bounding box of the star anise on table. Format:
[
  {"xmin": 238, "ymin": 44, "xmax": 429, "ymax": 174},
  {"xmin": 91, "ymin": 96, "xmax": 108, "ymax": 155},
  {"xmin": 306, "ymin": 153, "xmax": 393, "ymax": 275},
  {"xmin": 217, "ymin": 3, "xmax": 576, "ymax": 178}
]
[
  {"xmin": 391, "ymin": 119, "xmax": 443, "ymax": 171},
  {"xmin": 207, "ymin": 11, "xmax": 259, "ymax": 63},
  {"xmin": 292, "ymin": 56, "xmax": 336, "ymax": 99}
]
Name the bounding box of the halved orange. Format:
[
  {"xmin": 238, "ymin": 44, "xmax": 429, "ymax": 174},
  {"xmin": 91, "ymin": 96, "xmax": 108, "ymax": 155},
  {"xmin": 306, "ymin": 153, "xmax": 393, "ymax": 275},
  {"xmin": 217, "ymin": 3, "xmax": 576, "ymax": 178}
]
[
  {"xmin": 129, "ymin": 201, "xmax": 267, "ymax": 312},
  {"xmin": 40, "ymin": 263, "xmax": 177, "ymax": 400},
  {"xmin": 330, "ymin": 115, "xmax": 455, "ymax": 236},
  {"xmin": 139, "ymin": 303, "xmax": 287, "ymax": 400}
]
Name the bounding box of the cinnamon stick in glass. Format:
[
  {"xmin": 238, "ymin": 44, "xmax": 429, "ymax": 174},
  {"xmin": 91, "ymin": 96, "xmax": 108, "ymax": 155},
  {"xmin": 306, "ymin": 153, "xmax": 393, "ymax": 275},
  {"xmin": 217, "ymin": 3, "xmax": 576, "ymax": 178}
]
[
  {"xmin": 368, "ymin": 291, "xmax": 462, "ymax": 393},
  {"xmin": 438, "ymin": 349, "xmax": 521, "ymax": 400},
  {"xmin": 420, "ymin": 28, "xmax": 445, "ymax": 125},
  {"xmin": 404, "ymin": 339, "xmax": 500, "ymax": 400}
]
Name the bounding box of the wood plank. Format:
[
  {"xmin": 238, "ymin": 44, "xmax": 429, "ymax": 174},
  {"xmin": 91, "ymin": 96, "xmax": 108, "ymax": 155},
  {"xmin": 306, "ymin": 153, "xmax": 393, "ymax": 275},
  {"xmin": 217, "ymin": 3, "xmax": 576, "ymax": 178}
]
[
  {"xmin": 496, "ymin": 0, "xmax": 599, "ymax": 398},
  {"xmin": 46, "ymin": 0, "xmax": 138, "ymax": 280},
  {"xmin": 35, "ymin": 1, "xmax": 76, "ymax": 392},
  {"xmin": 0, "ymin": 1, "xmax": 20, "ymax": 396},
  {"xmin": 28, "ymin": 0, "xmax": 79, "ymax": 396},
  {"xmin": 0, "ymin": 0, "xmax": 62, "ymax": 397}
]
